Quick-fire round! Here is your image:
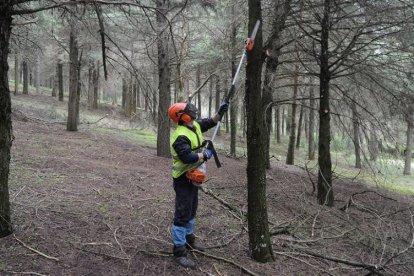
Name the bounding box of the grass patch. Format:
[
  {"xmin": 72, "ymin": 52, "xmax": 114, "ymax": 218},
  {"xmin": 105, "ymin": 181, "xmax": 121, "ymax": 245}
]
[
  {"xmin": 94, "ymin": 126, "xmax": 157, "ymax": 146},
  {"xmin": 387, "ymin": 185, "xmax": 414, "ymax": 195}
]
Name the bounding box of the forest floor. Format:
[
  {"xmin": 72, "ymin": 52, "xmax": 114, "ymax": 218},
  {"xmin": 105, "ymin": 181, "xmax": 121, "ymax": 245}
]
[{"xmin": 1, "ymin": 91, "xmax": 414, "ymax": 276}]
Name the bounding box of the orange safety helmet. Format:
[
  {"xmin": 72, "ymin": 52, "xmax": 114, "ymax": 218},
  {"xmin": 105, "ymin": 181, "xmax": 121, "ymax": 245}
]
[{"xmin": 168, "ymin": 101, "xmax": 198, "ymax": 124}]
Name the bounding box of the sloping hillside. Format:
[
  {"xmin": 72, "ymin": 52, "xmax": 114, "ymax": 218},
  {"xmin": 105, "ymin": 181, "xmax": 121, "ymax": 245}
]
[{"xmin": 1, "ymin": 93, "xmax": 413, "ymax": 275}]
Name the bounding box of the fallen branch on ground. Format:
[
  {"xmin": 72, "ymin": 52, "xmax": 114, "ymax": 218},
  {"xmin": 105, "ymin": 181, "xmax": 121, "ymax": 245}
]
[
  {"xmin": 205, "ymin": 231, "xmax": 242, "ymax": 249},
  {"xmin": 13, "ymin": 234, "xmax": 59, "ymax": 261},
  {"xmin": 201, "ymin": 187, "xmax": 245, "ymax": 218},
  {"xmin": 83, "ymin": 114, "xmax": 109, "ymax": 125},
  {"xmin": 293, "ymin": 248, "xmax": 388, "ymax": 275},
  {"xmin": 340, "ymin": 190, "xmax": 397, "ymax": 212},
  {"xmin": 0, "ymin": 270, "xmax": 47, "ymax": 276},
  {"xmin": 192, "ymin": 249, "xmax": 259, "ymax": 276}
]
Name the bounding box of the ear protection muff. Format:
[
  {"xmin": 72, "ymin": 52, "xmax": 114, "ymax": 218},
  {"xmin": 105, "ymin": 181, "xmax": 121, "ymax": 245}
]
[{"xmin": 178, "ymin": 112, "xmax": 192, "ymax": 123}]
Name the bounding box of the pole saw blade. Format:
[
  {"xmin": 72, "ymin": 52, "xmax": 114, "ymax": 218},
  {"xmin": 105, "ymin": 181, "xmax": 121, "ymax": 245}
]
[{"xmin": 250, "ymin": 20, "xmax": 260, "ymax": 40}]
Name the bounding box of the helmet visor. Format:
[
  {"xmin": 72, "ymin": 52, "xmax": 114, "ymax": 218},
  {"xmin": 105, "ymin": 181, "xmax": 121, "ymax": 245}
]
[{"xmin": 184, "ymin": 102, "xmax": 199, "ymax": 120}]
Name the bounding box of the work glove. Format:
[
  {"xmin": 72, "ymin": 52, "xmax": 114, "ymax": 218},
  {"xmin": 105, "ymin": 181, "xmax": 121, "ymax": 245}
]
[
  {"xmin": 218, "ymin": 102, "xmax": 229, "ymax": 116},
  {"xmin": 203, "ymin": 149, "xmax": 213, "ymax": 161}
]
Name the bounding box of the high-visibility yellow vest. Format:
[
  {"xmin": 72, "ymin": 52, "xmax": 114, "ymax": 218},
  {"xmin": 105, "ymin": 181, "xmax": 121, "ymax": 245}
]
[{"xmin": 171, "ymin": 121, "xmax": 204, "ymax": 178}]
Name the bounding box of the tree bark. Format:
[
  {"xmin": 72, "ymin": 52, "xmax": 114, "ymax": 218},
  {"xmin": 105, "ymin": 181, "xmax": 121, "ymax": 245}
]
[
  {"xmin": 262, "ymin": 57, "xmax": 277, "ymax": 169},
  {"xmin": 196, "ymin": 65, "xmax": 201, "ymax": 112},
  {"xmin": 275, "ymin": 106, "xmax": 281, "ymax": 143},
  {"xmin": 368, "ymin": 123, "xmax": 378, "ymax": 161},
  {"xmin": 281, "ymin": 107, "xmax": 286, "ymax": 136},
  {"xmin": 67, "ymin": 27, "xmax": 79, "ymax": 131},
  {"xmin": 35, "ymin": 55, "xmax": 40, "ymax": 94},
  {"xmin": 22, "ymin": 60, "xmax": 28, "ymax": 94},
  {"xmin": 52, "ymin": 63, "xmax": 58, "ymax": 97},
  {"xmin": 317, "ymin": 0, "xmax": 334, "ymax": 207},
  {"xmin": 135, "ymin": 80, "xmax": 140, "ymax": 108},
  {"xmin": 76, "ymin": 54, "xmax": 81, "ymax": 126},
  {"xmin": 224, "ymin": 77, "xmax": 229, "ymax": 134},
  {"xmin": 88, "ymin": 61, "xmax": 93, "ymax": 109},
  {"xmin": 132, "ymin": 79, "xmax": 137, "ymax": 115},
  {"xmin": 296, "ymin": 98, "xmax": 305, "ymax": 149},
  {"xmin": 93, "ymin": 60, "xmax": 99, "ymax": 109},
  {"xmin": 215, "ymin": 74, "xmax": 221, "ymax": 136},
  {"xmin": 404, "ymin": 120, "xmax": 413, "ymax": 175},
  {"xmin": 156, "ymin": 0, "xmax": 171, "ymax": 158},
  {"xmin": 58, "ymin": 62, "xmax": 63, "ymax": 101},
  {"xmin": 246, "ymin": 0, "xmax": 274, "ymax": 262},
  {"xmin": 308, "ymin": 82, "xmax": 316, "ymax": 160},
  {"xmin": 230, "ymin": 4, "xmax": 237, "ymax": 157},
  {"xmin": 208, "ymin": 75, "xmax": 213, "ymax": 117},
  {"xmin": 0, "ymin": 3, "xmax": 13, "ymax": 237},
  {"xmin": 286, "ymin": 65, "xmax": 299, "ymax": 165},
  {"xmin": 125, "ymin": 78, "xmax": 132, "ymax": 118},
  {"xmin": 351, "ymin": 100, "xmax": 361, "ymax": 169},
  {"xmin": 122, "ymin": 77, "xmax": 127, "ymax": 109},
  {"xmin": 14, "ymin": 52, "xmax": 18, "ymax": 95}
]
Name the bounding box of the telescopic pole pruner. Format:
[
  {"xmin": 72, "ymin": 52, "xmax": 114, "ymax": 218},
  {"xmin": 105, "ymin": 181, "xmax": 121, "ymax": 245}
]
[{"xmin": 210, "ymin": 20, "xmax": 261, "ymax": 143}]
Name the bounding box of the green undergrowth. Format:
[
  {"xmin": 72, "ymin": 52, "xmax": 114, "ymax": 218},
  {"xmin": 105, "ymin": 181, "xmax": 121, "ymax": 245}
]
[{"xmin": 93, "ymin": 126, "xmax": 157, "ymax": 146}]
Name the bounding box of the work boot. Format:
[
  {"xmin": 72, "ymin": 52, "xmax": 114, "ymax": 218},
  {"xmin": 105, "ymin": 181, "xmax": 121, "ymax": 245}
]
[
  {"xmin": 173, "ymin": 246, "xmax": 196, "ymax": 269},
  {"xmin": 186, "ymin": 234, "xmax": 206, "ymax": 251}
]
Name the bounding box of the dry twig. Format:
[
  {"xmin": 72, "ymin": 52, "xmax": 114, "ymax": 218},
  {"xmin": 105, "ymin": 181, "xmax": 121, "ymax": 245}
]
[
  {"xmin": 192, "ymin": 249, "xmax": 259, "ymax": 276},
  {"xmin": 13, "ymin": 234, "xmax": 59, "ymax": 262},
  {"xmin": 0, "ymin": 270, "xmax": 47, "ymax": 276}
]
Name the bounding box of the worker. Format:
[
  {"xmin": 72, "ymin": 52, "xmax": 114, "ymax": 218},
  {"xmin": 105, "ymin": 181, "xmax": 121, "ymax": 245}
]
[{"xmin": 168, "ymin": 100, "xmax": 228, "ymax": 269}]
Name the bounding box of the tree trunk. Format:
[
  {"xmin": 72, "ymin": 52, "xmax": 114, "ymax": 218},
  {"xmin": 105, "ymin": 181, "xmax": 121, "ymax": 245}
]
[
  {"xmin": 153, "ymin": 85, "xmax": 158, "ymax": 119},
  {"xmin": 224, "ymin": 77, "xmax": 229, "ymax": 134},
  {"xmin": 76, "ymin": 54, "xmax": 82, "ymax": 126},
  {"xmin": 144, "ymin": 86, "xmax": 149, "ymax": 111},
  {"xmin": 58, "ymin": 62, "xmax": 63, "ymax": 101},
  {"xmin": 368, "ymin": 123, "xmax": 378, "ymax": 161},
  {"xmin": 29, "ymin": 64, "xmax": 33, "ymax": 86},
  {"xmin": 156, "ymin": 0, "xmax": 171, "ymax": 158},
  {"xmin": 14, "ymin": 52, "xmax": 18, "ymax": 95},
  {"xmin": 93, "ymin": 60, "xmax": 99, "ymax": 109},
  {"xmin": 132, "ymin": 79, "xmax": 137, "ymax": 116},
  {"xmin": 262, "ymin": 56, "xmax": 277, "ymax": 169},
  {"xmin": 196, "ymin": 65, "xmax": 201, "ymax": 112},
  {"xmin": 35, "ymin": 56, "xmax": 40, "ymax": 94},
  {"xmin": 125, "ymin": 78, "xmax": 132, "ymax": 118},
  {"xmin": 230, "ymin": 4, "xmax": 237, "ymax": 157},
  {"xmin": 136, "ymin": 81, "xmax": 141, "ymax": 108},
  {"xmin": 215, "ymin": 74, "xmax": 221, "ymax": 136},
  {"xmin": 52, "ymin": 63, "xmax": 58, "ymax": 97},
  {"xmin": 296, "ymin": 98, "xmax": 305, "ymax": 149},
  {"xmin": 286, "ymin": 65, "xmax": 299, "ymax": 165},
  {"xmin": 0, "ymin": 4, "xmax": 13, "ymax": 237},
  {"xmin": 246, "ymin": 0, "xmax": 274, "ymax": 262},
  {"xmin": 281, "ymin": 107, "xmax": 286, "ymax": 136},
  {"xmin": 22, "ymin": 60, "xmax": 28, "ymax": 94},
  {"xmin": 122, "ymin": 77, "xmax": 127, "ymax": 109},
  {"xmin": 351, "ymin": 100, "xmax": 361, "ymax": 169},
  {"xmin": 308, "ymin": 80, "xmax": 316, "ymax": 160},
  {"xmin": 317, "ymin": 0, "xmax": 334, "ymax": 207},
  {"xmin": 67, "ymin": 27, "xmax": 79, "ymax": 131},
  {"xmin": 208, "ymin": 75, "xmax": 213, "ymax": 118},
  {"xmin": 88, "ymin": 61, "xmax": 93, "ymax": 109},
  {"xmin": 275, "ymin": 106, "xmax": 281, "ymax": 143},
  {"xmin": 404, "ymin": 119, "xmax": 413, "ymax": 175},
  {"xmin": 242, "ymin": 100, "xmax": 246, "ymax": 138}
]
